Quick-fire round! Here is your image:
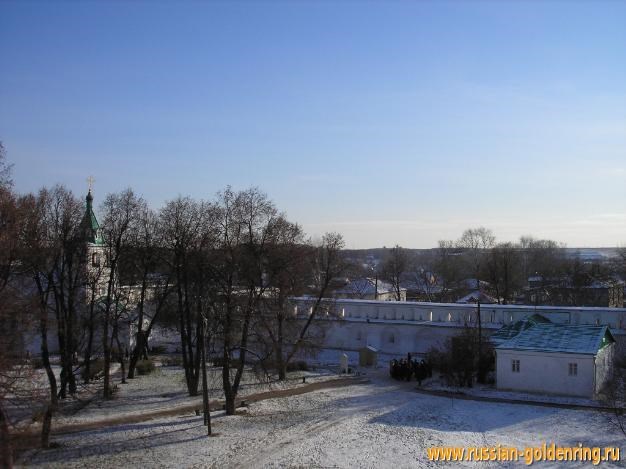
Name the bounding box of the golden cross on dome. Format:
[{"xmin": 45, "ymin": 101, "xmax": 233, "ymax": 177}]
[{"xmin": 87, "ymin": 175, "xmax": 95, "ymax": 192}]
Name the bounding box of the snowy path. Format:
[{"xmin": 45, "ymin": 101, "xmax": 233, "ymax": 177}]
[{"xmin": 19, "ymin": 373, "xmax": 625, "ymax": 468}]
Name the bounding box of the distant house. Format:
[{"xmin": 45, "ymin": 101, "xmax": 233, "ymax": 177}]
[
  {"xmin": 335, "ymin": 278, "xmax": 407, "ymax": 301},
  {"xmin": 495, "ymin": 321, "xmax": 615, "ymax": 398},
  {"xmin": 400, "ymin": 271, "xmax": 443, "ymax": 301},
  {"xmin": 456, "ymin": 291, "xmax": 498, "ymax": 304},
  {"xmin": 521, "ymin": 275, "xmax": 624, "ymax": 308}
]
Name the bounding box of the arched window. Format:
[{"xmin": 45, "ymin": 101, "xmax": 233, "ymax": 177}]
[
  {"xmin": 389, "ymin": 334, "xmax": 395, "ymax": 343},
  {"xmin": 92, "ymin": 252, "xmax": 100, "ymax": 267}
]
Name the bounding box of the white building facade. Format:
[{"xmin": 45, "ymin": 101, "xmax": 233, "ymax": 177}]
[{"xmin": 495, "ymin": 324, "xmax": 615, "ymax": 398}]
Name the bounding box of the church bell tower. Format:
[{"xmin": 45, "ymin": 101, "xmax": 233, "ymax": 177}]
[{"xmin": 81, "ymin": 179, "xmax": 109, "ymax": 301}]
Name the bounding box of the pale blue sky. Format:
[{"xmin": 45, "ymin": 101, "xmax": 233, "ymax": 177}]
[{"xmin": 1, "ymin": 1, "xmax": 625, "ymax": 248}]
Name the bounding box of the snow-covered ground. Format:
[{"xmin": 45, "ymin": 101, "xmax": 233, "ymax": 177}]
[
  {"xmin": 421, "ymin": 378, "xmax": 607, "ymax": 408},
  {"xmin": 19, "ymin": 369, "xmax": 625, "ymax": 468},
  {"xmin": 51, "ymin": 362, "xmax": 339, "ymax": 427}
]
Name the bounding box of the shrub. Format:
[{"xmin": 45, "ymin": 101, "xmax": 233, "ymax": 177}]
[
  {"xmin": 150, "ymin": 345, "xmax": 167, "ymax": 354},
  {"xmin": 286, "ymin": 360, "xmax": 309, "ymax": 372},
  {"xmin": 136, "ymin": 359, "xmax": 156, "ymax": 375}
]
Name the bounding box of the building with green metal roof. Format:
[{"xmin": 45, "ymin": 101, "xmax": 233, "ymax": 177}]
[
  {"xmin": 495, "ymin": 320, "xmax": 615, "ymax": 398},
  {"xmin": 81, "ymin": 189, "xmax": 104, "ymax": 246}
]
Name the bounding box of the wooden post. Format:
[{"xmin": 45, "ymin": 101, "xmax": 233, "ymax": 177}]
[{"xmin": 201, "ymin": 319, "xmax": 211, "ymax": 435}]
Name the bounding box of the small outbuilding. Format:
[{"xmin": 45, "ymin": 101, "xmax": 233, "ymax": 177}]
[
  {"xmin": 495, "ymin": 322, "xmax": 615, "ymax": 398},
  {"xmin": 359, "ymin": 345, "xmax": 378, "ymax": 367}
]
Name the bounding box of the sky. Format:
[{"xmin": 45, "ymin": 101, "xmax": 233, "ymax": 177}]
[{"xmin": 1, "ymin": 1, "xmax": 625, "ymax": 249}]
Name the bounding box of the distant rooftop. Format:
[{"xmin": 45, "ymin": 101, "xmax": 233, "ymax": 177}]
[{"xmin": 456, "ymin": 290, "xmax": 498, "ymax": 304}]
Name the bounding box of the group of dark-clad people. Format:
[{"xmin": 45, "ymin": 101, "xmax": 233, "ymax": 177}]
[{"xmin": 389, "ymin": 353, "xmax": 432, "ymax": 385}]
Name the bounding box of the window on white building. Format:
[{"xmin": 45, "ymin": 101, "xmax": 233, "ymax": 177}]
[
  {"xmin": 511, "ymin": 359, "xmax": 520, "ymax": 373},
  {"xmin": 389, "ymin": 334, "xmax": 395, "ymax": 343},
  {"xmin": 568, "ymin": 363, "xmax": 578, "ymax": 376}
]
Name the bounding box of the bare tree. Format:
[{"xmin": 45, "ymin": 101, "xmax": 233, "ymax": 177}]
[
  {"xmin": 125, "ymin": 206, "xmax": 173, "ymax": 379},
  {"xmin": 457, "ymin": 227, "xmax": 495, "ymax": 284},
  {"xmin": 20, "ymin": 186, "xmax": 85, "ymax": 446},
  {"xmin": 279, "ymin": 232, "xmax": 345, "ymax": 376},
  {"xmin": 206, "ymin": 187, "xmax": 279, "ymax": 414},
  {"xmin": 601, "ymin": 350, "xmax": 626, "ymax": 440},
  {"xmin": 379, "ymin": 245, "xmax": 410, "ymax": 301},
  {"xmin": 99, "ymin": 189, "xmax": 144, "ymax": 398},
  {"xmin": 486, "ymin": 242, "xmax": 521, "ymax": 304},
  {"xmin": 82, "ymin": 255, "xmax": 106, "ymax": 384},
  {"xmin": 256, "ymin": 221, "xmax": 345, "ymax": 380},
  {"xmin": 160, "ymin": 196, "xmax": 212, "ymax": 396},
  {"xmin": 255, "ymin": 218, "xmax": 308, "ymax": 380},
  {"xmin": 519, "ymin": 236, "xmax": 567, "ymax": 281},
  {"xmin": 0, "ymin": 143, "xmax": 12, "ymax": 189},
  {"xmin": 0, "ymin": 147, "xmax": 22, "ymax": 467},
  {"xmin": 433, "ymin": 240, "xmax": 463, "ymax": 301}
]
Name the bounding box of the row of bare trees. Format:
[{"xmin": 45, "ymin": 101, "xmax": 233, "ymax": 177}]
[
  {"xmin": 0, "ymin": 144, "xmax": 346, "ymax": 463},
  {"xmin": 155, "ymin": 188, "xmax": 345, "ymax": 413},
  {"xmin": 370, "ymin": 227, "xmax": 620, "ymax": 306}
]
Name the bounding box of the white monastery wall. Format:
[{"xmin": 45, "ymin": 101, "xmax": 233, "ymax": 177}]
[{"xmin": 293, "ymin": 298, "xmax": 626, "ymax": 357}]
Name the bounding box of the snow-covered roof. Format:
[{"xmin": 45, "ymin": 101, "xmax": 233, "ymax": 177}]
[
  {"xmin": 496, "ymin": 323, "xmax": 615, "ymax": 355},
  {"xmin": 490, "ymin": 314, "xmax": 552, "ymax": 346},
  {"xmin": 456, "ymin": 291, "xmax": 498, "ymax": 304}
]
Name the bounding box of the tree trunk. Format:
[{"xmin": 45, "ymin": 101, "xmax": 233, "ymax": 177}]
[
  {"xmin": 128, "ymin": 272, "xmax": 148, "ymax": 379},
  {"xmin": 115, "ymin": 333, "xmax": 126, "ymax": 385},
  {"xmin": 278, "ymin": 364, "xmax": 286, "ymax": 382},
  {"xmin": 200, "ymin": 330, "xmax": 211, "ymax": 435},
  {"xmin": 276, "ymin": 315, "xmax": 286, "ymax": 381},
  {"xmin": 103, "ymin": 257, "xmax": 118, "ymax": 399},
  {"xmin": 83, "ymin": 298, "xmax": 96, "ymax": 384},
  {"xmin": 224, "ymin": 393, "xmax": 236, "ymax": 416},
  {"xmin": 40, "ymin": 405, "xmax": 53, "ymax": 449},
  {"xmin": 40, "ymin": 300, "xmax": 58, "ymax": 408},
  {"xmin": 222, "ymin": 339, "xmax": 236, "ymax": 415},
  {"xmin": 102, "ymin": 309, "xmax": 112, "ymax": 398},
  {"xmin": 127, "ymin": 332, "xmax": 143, "ymax": 379},
  {"xmin": 0, "ymin": 401, "xmax": 12, "ymax": 469}
]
